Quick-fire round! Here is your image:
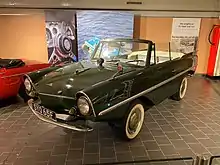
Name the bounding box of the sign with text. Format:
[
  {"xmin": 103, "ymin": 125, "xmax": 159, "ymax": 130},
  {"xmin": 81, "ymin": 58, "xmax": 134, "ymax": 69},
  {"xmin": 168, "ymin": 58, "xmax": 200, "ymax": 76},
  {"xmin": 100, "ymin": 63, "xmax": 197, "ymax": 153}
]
[{"xmin": 171, "ymin": 18, "xmax": 201, "ymax": 54}]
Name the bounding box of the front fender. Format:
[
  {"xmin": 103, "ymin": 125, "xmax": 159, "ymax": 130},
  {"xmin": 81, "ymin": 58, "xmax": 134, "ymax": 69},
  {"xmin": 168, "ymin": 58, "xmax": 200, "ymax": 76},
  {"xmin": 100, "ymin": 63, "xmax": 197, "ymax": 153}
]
[
  {"xmin": 95, "ymin": 103, "xmax": 130, "ymax": 121},
  {"xmin": 79, "ymin": 83, "xmax": 132, "ymax": 121}
]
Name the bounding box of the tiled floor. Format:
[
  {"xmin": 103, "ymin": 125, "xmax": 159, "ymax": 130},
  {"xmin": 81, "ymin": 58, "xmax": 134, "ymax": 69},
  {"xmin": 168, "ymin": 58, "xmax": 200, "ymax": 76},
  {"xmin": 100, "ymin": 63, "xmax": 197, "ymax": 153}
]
[{"xmin": 1, "ymin": 76, "xmax": 220, "ymax": 165}]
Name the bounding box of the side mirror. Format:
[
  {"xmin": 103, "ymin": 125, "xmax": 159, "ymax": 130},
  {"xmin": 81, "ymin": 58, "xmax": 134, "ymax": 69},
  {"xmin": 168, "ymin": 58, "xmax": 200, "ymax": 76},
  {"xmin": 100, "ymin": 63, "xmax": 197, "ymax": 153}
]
[{"xmin": 97, "ymin": 58, "xmax": 105, "ymax": 69}]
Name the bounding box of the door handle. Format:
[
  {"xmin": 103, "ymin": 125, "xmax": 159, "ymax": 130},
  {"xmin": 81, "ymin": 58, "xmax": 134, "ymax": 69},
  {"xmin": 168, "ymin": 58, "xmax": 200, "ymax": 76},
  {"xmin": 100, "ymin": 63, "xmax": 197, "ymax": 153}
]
[
  {"xmin": 172, "ymin": 69, "xmax": 176, "ymax": 73},
  {"xmin": 137, "ymin": 72, "xmax": 143, "ymax": 76},
  {"xmin": 157, "ymin": 67, "xmax": 163, "ymax": 70}
]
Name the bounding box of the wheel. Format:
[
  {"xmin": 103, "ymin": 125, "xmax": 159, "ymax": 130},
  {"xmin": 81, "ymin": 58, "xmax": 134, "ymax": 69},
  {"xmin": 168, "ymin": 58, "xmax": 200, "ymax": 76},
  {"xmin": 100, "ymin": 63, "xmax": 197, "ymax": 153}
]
[
  {"xmin": 18, "ymin": 83, "xmax": 30, "ymax": 102},
  {"xmin": 59, "ymin": 35, "xmax": 72, "ymax": 54},
  {"xmin": 112, "ymin": 100, "xmax": 145, "ymax": 140},
  {"xmin": 171, "ymin": 77, "xmax": 188, "ymax": 101}
]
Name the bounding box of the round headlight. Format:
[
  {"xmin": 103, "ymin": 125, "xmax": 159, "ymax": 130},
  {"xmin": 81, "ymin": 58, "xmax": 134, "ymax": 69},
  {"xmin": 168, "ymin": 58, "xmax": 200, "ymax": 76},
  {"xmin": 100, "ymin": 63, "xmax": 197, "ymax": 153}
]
[
  {"xmin": 77, "ymin": 96, "xmax": 90, "ymax": 116},
  {"xmin": 24, "ymin": 78, "xmax": 32, "ymax": 91}
]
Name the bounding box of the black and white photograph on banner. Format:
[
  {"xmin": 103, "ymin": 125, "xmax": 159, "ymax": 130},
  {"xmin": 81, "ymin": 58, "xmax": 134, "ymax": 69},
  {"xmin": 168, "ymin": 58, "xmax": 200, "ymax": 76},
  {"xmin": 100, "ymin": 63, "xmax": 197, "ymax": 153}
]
[
  {"xmin": 171, "ymin": 18, "xmax": 201, "ymax": 54},
  {"xmin": 45, "ymin": 10, "xmax": 77, "ymax": 64}
]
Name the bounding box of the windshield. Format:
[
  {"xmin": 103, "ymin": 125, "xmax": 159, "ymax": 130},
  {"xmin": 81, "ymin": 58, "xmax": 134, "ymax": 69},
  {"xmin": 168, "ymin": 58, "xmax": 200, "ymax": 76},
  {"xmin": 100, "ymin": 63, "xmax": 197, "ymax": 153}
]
[{"xmin": 92, "ymin": 40, "xmax": 149, "ymax": 67}]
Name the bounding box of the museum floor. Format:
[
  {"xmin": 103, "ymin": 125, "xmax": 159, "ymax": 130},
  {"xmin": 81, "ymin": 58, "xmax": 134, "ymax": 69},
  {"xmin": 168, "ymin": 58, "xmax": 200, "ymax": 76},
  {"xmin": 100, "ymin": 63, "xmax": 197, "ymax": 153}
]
[{"xmin": 0, "ymin": 76, "xmax": 220, "ymax": 165}]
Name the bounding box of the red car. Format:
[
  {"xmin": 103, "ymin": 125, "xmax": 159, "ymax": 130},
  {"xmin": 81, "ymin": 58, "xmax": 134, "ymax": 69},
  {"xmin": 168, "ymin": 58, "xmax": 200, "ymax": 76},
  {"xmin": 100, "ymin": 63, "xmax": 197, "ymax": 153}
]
[{"xmin": 0, "ymin": 58, "xmax": 50, "ymax": 101}]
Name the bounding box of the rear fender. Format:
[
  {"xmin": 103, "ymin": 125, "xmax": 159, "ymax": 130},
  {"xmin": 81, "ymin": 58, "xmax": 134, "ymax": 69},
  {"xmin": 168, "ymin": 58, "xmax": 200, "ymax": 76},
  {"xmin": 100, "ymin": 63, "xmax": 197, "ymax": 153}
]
[{"xmin": 181, "ymin": 52, "xmax": 198, "ymax": 72}]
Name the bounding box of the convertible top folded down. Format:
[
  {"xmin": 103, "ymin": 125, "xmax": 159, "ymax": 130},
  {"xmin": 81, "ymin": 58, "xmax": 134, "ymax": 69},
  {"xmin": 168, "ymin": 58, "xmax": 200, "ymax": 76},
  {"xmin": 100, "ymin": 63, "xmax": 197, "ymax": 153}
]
[{"xmin": 0, "ymin": 58, "xmax": 25, "ymax": 69}]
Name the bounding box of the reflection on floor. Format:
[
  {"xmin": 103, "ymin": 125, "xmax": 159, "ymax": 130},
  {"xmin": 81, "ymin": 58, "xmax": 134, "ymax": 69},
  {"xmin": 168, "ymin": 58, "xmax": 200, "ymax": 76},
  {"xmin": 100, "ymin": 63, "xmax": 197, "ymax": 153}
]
[{"xmin": 1, "ymin": 77, "xmax": 220, "ymax": 165}]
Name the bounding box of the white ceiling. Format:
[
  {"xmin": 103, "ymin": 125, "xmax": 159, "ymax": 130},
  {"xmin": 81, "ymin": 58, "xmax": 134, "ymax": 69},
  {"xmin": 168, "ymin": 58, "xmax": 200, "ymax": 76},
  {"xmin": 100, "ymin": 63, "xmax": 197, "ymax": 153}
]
[{"xmin": 0, "ymin": 0, "xmax": 219, "ymax": 17}]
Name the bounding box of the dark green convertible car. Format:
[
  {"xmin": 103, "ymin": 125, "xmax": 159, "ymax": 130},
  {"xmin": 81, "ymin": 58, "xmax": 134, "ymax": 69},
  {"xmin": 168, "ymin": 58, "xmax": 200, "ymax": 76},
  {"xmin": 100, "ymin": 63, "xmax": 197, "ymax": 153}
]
[{"xmin": 24, "ymin": 38, "xmax": 197, "ymax": 140}]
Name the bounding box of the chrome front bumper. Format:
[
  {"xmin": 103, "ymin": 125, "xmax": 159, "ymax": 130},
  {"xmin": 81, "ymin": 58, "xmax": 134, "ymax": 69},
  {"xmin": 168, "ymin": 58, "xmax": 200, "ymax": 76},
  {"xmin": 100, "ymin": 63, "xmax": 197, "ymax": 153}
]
[{"xmin": 28, "ymin": 99, "xmax": 93, "ymax": 132}]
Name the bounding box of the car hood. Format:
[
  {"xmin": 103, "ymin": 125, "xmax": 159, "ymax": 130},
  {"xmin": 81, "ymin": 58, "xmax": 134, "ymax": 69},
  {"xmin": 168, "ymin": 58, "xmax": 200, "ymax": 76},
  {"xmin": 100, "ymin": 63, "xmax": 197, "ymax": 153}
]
[{"xmin": 35, "ymin": 60, "xmax": 136, "ymax": 98}]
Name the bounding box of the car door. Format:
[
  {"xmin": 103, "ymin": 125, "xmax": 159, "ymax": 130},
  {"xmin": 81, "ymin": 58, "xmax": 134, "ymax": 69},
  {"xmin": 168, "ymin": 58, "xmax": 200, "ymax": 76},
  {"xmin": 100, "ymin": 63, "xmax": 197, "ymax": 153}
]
[
  {"xmin": 134, "ymin": 45, "xmax": 183, "ymax": 104},
  {"xmin": 133, "ymin": 60, "xmax": 174, "ymax": 103}
]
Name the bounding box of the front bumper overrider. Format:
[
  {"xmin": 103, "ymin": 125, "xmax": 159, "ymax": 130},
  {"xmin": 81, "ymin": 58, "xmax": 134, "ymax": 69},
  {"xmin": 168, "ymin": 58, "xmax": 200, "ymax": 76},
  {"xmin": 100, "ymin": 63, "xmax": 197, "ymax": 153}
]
[{"xmin": 28, "ymin": 99, "xmax": 93, "ymax": 132}]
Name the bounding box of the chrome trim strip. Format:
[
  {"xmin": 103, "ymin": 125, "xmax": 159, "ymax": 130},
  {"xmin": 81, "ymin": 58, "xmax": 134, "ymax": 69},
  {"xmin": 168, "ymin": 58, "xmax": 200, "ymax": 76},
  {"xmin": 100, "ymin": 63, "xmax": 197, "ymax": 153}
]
[
  {"xmin": 1, "ymin": 65, "xmax": 51, "ymax": 79},
  {"xmin": 1, "ymin": 72, "xmax": 24, "ymax": 78},
  {"xmin": 56, "ymin": 114, "xmax": 70, "ymax": 120},
  {"xmin": 76, "ymin": 91, "xmax": 96, "ymax": 117},
  {"xmin": 98, "ymin": 67, "xmax": 192, "ymax": 116},
  {"xmin": 28, "ymin": 99, "xmax": 93, "ymax": 132},
  {"xmin": 39, "ymin": 92, "xmax": 75, "ymax": 100},
  {"xmin": 1, "ymin": 70, "xmax": 35, "ymax": 78}
]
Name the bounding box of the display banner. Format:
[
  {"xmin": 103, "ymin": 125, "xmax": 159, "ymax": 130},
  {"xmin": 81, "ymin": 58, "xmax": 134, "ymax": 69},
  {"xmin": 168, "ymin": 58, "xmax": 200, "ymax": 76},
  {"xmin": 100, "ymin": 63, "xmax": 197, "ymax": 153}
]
[
  {"xmin": 77, "ymin": 11, "xmax": 134, "ymax": 61},
  {"xmin": 45, "ymin": 11, "xmax": 77, "ymax": 64},
  {"xmin": 171, "ymin": 18, "xmax": 201, "ymax": 53}
]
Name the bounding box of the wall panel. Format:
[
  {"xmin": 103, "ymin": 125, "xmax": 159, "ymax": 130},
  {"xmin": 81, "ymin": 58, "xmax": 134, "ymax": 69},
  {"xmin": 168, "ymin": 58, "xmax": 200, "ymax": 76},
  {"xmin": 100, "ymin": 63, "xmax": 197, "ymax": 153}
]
[
  {"xmin": 134, "ymin": 16, "xmax": 220, "ymax": 74},
  {"xmin": 0, "ymin": 13, "xmax": 48, "ymax": 63}
]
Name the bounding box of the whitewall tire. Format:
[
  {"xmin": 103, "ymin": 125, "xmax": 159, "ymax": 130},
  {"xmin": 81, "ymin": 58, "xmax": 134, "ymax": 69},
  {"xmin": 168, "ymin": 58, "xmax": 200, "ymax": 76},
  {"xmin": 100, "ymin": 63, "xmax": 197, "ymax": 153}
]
[
  {"xmin": 179, "ymin": 77, "xmax": 187, "ymax": 99},
  {"xmin": 124, "ymin": 103, "xmax": 145, "ymax": 140},
  {"xmin": 171, "ymin": 77, "xmax": 188, "ymax": 101},
  {"xmin": 109, "ymin": 100, "xmax": 145, "ymax": 140}
]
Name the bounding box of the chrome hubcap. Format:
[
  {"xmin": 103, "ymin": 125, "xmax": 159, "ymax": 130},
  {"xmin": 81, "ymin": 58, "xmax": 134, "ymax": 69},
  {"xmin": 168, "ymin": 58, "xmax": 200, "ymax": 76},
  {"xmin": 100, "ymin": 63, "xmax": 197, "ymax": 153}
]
[
  {"xmin": 181, "ymin": 80, "xmax": 186, "ymax": 94},
  {"xmin": 180, "ymin": 78, "xmax": 187, "ymax": 98},
  {"xmin": 128, "ymin": 108, "xmax": 141, "ymax": 134}
]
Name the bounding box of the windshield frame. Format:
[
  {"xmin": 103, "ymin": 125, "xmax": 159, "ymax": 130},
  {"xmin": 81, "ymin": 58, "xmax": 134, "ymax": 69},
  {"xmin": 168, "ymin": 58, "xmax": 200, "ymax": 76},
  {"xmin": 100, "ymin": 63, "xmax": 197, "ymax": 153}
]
[{"xmin": 90, "ymin": 38, "xmax": 153, "ymax": 67}]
